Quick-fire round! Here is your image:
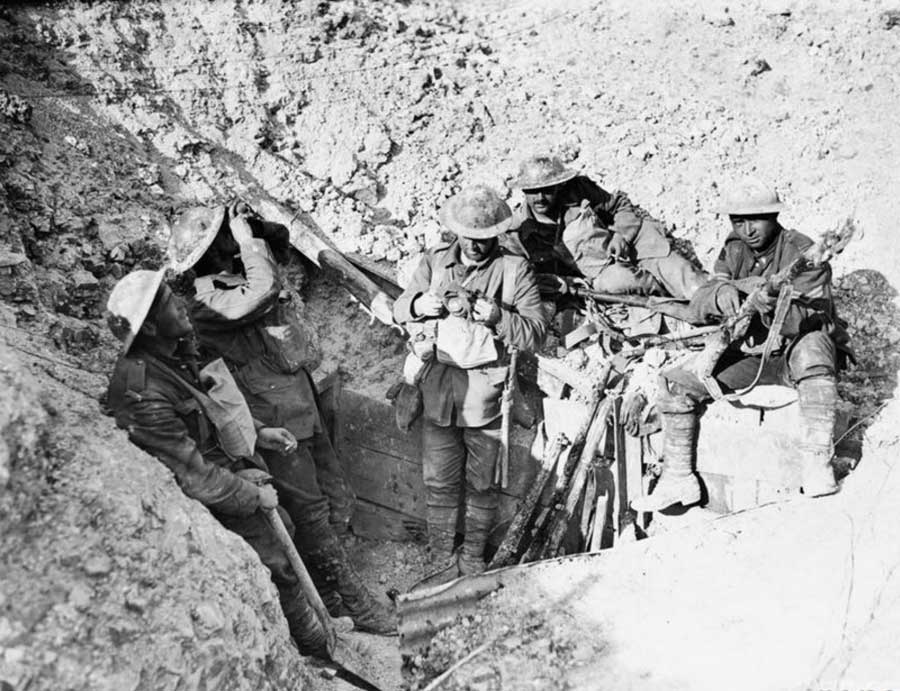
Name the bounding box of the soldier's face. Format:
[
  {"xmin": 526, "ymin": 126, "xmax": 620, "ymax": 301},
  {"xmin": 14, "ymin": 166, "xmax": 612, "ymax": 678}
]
[
  {"xmin": 730, "ymin": 214, "xmax": 780, "ymax": 251},
  {"xmin": 524, "ymin": 185, "xmax": 560, "ymax": 217},
  {"xmin": 459, "ymin": 236, "xmax": 497, "ymax": 262},
  {"xmin": 149, "ymin": 285, "xmax": 193, "ymax": 339}
]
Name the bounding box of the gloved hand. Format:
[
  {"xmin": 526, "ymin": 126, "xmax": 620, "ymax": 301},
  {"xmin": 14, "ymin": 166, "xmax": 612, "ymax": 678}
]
[
  {"xmin": 714, "ymin": 283, "xmax": 742, "ymax": 316},
  {"xmin": 607, "ymin": 233, "xmax": 630, "ymax": 262},
  {"xmin": 472, "ymin": 297, "xmax": 501, "ymax": 326},
  {"xmin": 747, "ymin": 288, "xmax": 778, "ymax": 314}
]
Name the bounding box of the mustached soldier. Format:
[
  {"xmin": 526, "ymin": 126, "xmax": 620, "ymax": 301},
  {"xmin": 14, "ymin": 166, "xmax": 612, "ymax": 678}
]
[{"xmin": 504, "ymin": 154, "xmax": 707, "ymax": 302}]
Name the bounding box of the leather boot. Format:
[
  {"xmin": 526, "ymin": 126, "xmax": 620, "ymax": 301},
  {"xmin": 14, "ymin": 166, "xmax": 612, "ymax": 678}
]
[
  {"xmin": 457, "ymin": 490, "xmax": 498, "ymax": 576},
  {"xmin": 797, "ymin": 377, "xmax": 838, "ymax": 497},
  {"xmin": 280, "ymin": 586, "xmax": 329, "ymax": 657},
  {"xmin": 306, "ymin": 534, "xmax": 397, "ymax": 635},
  {"xmin": 632, "ymin": 408, "xmax": 701, "ymax": 512},
  {"xmin": 419, "ymin": 502, "xmax": 459, "ymax": 587}
]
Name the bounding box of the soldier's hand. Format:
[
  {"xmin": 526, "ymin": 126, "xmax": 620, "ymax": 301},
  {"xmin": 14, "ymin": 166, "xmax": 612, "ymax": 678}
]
[
  {"xmin": 714, "ymin": 283, "xmax": 742, "ymax": 316},
  {"xmin": 257, "ymin": 427, "xmax": 298, "ymax": 454},
  {"xmin": 472, "ymin": 297, "xmax": 501, "ymax": 326},
  {"xmin": 747, "ymin": 289, "xmax": 778, "ymax": 314},
  {"xmin": 413, "ymin": 292, "xmax": 445, "ymax": 318},
  {"xmin": 257, "ymin": 485, "xmax": 279, "ymax": 510},
  {"xmin": 607, "ymin": 233, "xmax": 630, "ymax": 261}
]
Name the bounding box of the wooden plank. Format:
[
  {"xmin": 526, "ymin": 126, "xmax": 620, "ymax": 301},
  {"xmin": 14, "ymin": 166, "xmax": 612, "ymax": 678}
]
[
  {"xmin": 340, "ymin": 390, "xmax": 422, "ymax": 462},
  {"xmin": 343, "ymin": 443, "xmax": 427, "ymax": 517},
  {"xmin": 350, "ymin": 500, "xmax": 426, "ymax": 542}
]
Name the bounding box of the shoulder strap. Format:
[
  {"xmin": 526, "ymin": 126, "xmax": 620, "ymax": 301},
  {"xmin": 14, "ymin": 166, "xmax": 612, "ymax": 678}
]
[{"xmin": 501, "ymin": 254, "xmax": 518, "ymax": 310}]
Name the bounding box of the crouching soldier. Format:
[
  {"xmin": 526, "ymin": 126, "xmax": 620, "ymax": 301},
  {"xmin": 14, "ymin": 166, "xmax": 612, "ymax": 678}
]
[
  {"xmin": 393, "ymin": 185, "xmax": 549, "ymax": 582},
  {"xmin": 106, "ymin": 270, "xmax": 332, "ymax": 655},
  {"xmin": 166, "ymin": 203, "xmax": 394, "ymax": 634},
  {"xmin": 632, "ymin": 179, "xmax": 852, "ymax": 512},
  {"xmin": 504, "ymin": 154, "xmax": 707, "ymax": 302}
]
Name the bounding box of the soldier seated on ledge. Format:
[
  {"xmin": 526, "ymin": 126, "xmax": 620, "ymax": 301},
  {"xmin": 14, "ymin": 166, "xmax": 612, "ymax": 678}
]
[
  {"xmin": 502, "ymin": 154, "xmax": 708, "ymax": 304},
  {"xmin": 633, "ymin": 178, "xmax": 854, "ymax": 513}
]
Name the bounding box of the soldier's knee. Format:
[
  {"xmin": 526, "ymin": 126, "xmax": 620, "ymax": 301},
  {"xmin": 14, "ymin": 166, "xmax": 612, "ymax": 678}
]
[
  {"xmin": 592, "ymin": 264, "xmax": 640, "ymax": 294},
  {"xmin": 788, "ymin": 331, "xmax": 836, "ymax": 382}
]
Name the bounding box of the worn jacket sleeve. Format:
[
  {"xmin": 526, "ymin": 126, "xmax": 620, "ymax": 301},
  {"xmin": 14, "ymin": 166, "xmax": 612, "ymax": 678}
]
[
  {"xmin": 580, "ymin": 178, "xmax": 643, "ymax": 244},
  {"xmin": 192, "ymin": 238, "xmax": 280, "ymax": 323},
  {"xmin": 393, "ymin": 251, "xmax": 434, "ymax": 324},
  {"xmin": 116, "ymin": 392, "xmax": 261, "ymax": 517},
  {"xmin": 495, "ymin": 259, "xmax": 548, "ymax": 352}
]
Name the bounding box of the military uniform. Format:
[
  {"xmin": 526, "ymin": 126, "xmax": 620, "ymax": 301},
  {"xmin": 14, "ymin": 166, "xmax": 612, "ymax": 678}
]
[
  {"xmin": 505, "ymin": 160, "xmax": 707, "ymax": 300},
  {"xmin": 666, "ymin": 227, "xmax": 847, "ymax": 399},
  {"xmin": 170, "ymin": 208, "xmax": 393, "ymax": 634},
  {"xmin": 107, "ymin": 340, "xmax": 328, "ymax": 654},
  {"xmin": 394, "ymin": 187, "xmax": 548, "ymax": 577},
  {"xmin": 633, "ymin": 180, "xmax": 849, "ymax": 512}
]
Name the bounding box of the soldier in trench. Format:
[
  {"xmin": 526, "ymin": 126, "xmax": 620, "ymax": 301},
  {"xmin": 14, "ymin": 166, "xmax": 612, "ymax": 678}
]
[
  {"xmin": 393, "ymin": 185, "xmax": 549, "ymax": 583},
  {"xmin": 632, "ymin": 178, "xmax": 853, "ymax": 512},
  {"xmin": 105, "ymin": 269, "xmax": 334, "ymax": 655},
  {"xmin": 502, "ymin": 154, "xmax": 708, "ymax": 305},
  {"xmin": 165, "ymin": 203, "xmax": 395, "ymax": 635}
]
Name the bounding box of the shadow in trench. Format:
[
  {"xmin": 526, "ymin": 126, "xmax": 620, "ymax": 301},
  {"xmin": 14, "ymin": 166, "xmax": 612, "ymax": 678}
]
[{"xmin": 833, "ymin": 268, "xmax": 900, "ymax": 477}]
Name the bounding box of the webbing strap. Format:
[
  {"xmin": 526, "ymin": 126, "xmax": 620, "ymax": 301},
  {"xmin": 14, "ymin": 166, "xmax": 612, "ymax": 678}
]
[{"xmin": 703, "ymin": 283, "xmax": 794, "ymax": 401}]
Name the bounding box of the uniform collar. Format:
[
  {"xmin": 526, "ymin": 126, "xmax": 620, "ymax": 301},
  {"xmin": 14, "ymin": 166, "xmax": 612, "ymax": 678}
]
[{"xmin": 438, "ymin": 239, "xmax": 500, "ymax": 271}]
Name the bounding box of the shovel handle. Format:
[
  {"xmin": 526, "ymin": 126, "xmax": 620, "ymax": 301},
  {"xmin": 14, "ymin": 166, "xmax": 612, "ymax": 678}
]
[{"xmin": 264, "ymin": 507, "xmax": 337, "ymax": 651}]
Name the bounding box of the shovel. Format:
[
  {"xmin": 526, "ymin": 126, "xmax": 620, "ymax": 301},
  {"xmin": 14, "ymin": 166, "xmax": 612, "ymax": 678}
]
[{"xmin": 264, "ymin": 508, "xmax": 383, "ymax": 691}]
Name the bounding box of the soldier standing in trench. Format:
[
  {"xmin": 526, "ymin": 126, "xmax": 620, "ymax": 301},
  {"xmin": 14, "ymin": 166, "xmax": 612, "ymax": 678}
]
[
  {"xmin": 393, "ymin": 185, "xmax": 548, "ymax": 582},
  {"xmin": 105, "ymin": 269, "xmax": 333, "ymax": 655},
  {"xmin": 166, "ymin": 203, "xmax": 395, "ymax": 634},
  {"xmin": 503, "ymin": 154, "xmax": 708, "ymax": 304},
  {"xmin": 632, "ymin": 178, "xmax": 852, "ymax": 512}
]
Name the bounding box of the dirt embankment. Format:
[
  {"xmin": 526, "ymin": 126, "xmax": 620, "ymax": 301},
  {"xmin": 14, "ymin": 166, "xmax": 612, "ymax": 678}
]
[
  {"xmin": 0, "ymin": 341, "xmax": 312, "ymax": 690},
  {"xmin": 2, "ymin": 0, "xmax": 900, "ymax": 689}
]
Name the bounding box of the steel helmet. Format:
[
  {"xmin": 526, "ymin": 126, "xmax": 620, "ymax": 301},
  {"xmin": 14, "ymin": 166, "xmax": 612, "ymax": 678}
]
[
  {"xmin": 106, "ymin": 269, "xmax": 165, "ymax": 353},
  {"xmin": 439, "ymin": 185, "xmax": 512, "ymax": 239},
  {"xmin": 508, "ymin": 155, "xmax": 578, "ymax": 190},
  {"xmin": 167, "ymin": 206, "xmax": 227, "ymax": 273},
  {"xmin": 716, "ymin": 177, "xmax": 784, "ymax": 215}
]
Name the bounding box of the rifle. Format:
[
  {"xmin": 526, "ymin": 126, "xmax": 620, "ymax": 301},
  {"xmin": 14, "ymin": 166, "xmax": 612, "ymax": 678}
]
[
  {"xmin": 690, "ymin": 219, "xmax": 857, "ymax": 398},
  {"xmin": 569, "ymin": 285, "xmax": 700, "ymax": 323},
  {"xmin": 494, "ymin": 347, "xmax": 518, "ymax": 489}
]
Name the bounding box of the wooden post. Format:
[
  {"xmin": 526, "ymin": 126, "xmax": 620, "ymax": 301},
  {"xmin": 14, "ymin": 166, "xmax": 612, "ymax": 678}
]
[{"xmin": 252, "ymin": 198, "xmax": 397, "ymax": 327}]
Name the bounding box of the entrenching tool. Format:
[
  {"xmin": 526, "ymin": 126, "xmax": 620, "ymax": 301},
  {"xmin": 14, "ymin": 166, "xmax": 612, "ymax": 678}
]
[{"xmin": 264, "ymin": 508, "xmax": 384, "ymax": 691}]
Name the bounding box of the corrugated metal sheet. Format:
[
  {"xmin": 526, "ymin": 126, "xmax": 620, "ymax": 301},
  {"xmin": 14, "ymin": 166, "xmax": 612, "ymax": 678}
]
[{"xmin": 397, "ymin": 553, "xmax": 604, "ymax": 654}]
